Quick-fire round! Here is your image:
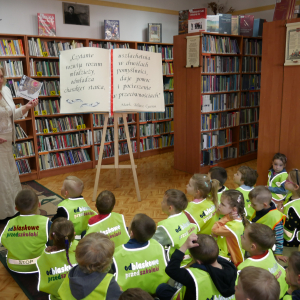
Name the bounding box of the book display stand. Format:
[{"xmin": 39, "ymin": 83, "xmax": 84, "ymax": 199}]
[{"xmin": 92, "ymin": 113, "xmax": 141, "ymax": 202}]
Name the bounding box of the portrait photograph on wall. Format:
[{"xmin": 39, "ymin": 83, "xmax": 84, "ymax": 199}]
[{"xmin": 63, "ymin": 2, "xmax": 90, "ymax": 26}]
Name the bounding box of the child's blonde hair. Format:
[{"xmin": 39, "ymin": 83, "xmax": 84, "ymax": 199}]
[
  {"xmin": 289, "ymin": 169, "xmax": 300, "ymax": 197},
  {"xmin": 249, "ymin": 186, "xmax": 272, "ymax": 205},
  {"xmin": 64, "ymin": 176, "xmax": 84, "ymax": 198},
  {"xmin": 191, "ymin": 174, "xmax": 219, "ymax": 208}
]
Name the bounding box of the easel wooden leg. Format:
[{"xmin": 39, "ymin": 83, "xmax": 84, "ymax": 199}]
[
  {"xmin": 92, "ymin": 114, "xmax": 109, "ymax": 202},
  {"xmin": 123, "ymin": 113, "xmax": 141, "ymax": 202},
  {"xmin": 114, "ymin": 113, "xmax": 120, "ymax": 187}
]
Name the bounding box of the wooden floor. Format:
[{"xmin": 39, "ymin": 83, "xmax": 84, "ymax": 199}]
[{"xmin": 0, "ymin": 152, "xmax": 257, "ymax": 299}]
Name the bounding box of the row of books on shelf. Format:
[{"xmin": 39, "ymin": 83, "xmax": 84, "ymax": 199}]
[
  {"xmin": 37, "ymin": 131, "xmax": 92, "ymax": 152},
  {"xmin": 34, "ymin": 99, "xmax": 60, "ymax": 115},
  {"xmin": 15, "ymin": 124, "xmax": 28, "ymax": 139},
  {"xmin": 40, "ymin": 80, "xmax": 60, "ymax": 96},
  {"xmin": 244, "ymin": 39, "xmax": 262, "ymax": 55},
  {"xmin": 28, "ymin": 38, "xmax": 83, "ymax": 57},
  {"xmin": 201, "ymin": 146, "xmax": 237, "ymax": 166},
  {"xmin": 94, "ymin": 126, "xmax": 137, "ymax": 143},
  {"xmin": 202, "ymin": 36, "xmax": 240, "ymax": 54},
  {"xmin": 201, "ymin": 93, "xmax": 239, "ymax": 112},
  {"xmin": 0, "ymin": 60, "xmax": 24, "ymax": 77},
  {"xmin": 35, "ymin": 115, "xmax": 85, "ymax": 134},
  {"xmin": 162, "ymin": 62, "xmax": 173, "ymax": 75},
  {"xmin": 139, "ymin": 108, "xmax": 174, "ymax": 122},
  {"xmin": 241, "ymin": 74, "xmax": 261, "ymax": 90},
  {"xmin": 12, "ymin": 141, "xmax": 35, "ymax": 158},
  {"xmin": 39, "ymin": 149, "xmax": 91, "ymax": 171},
  {"xmin": 89, "ymin": 41, "xmax": 130, "ymax": 49},
  {"xmin": 92, "ymin": 114, "xmax": 136, "ymax": 127},
  {"xmin": 201, "ymin": 112, "xmax": 240, "ymax": 131},
  {"xmin": 137, "ymin": 45, "xmax": 173, "ymax": 60},
  {"xmin": 240, "ymin": 108, "xmax": 259, "ymax": 124},
  {"xmin": 241, "ymin": 92, "xmax": 260, "ymax": 107},
  {"xmin": 240, "ymin": 124, "xmax": 259, "ymax": 140},
  {"xmin": 16, "ymin": 159, "xmax": 31, "ymax": 175},
  {"xmin": 6, "ymin": 79, "xmax": 20, "ymax": 98},
  {"xmin": 202, "ymin": 75, "xmax": 240, "ymax": 93},
  {"xmin": 242, "ymin": 57, "xmax": 261, "ymax": 73},
  {"xmin": 140, "ymin": 121, "xmax": 174, "ymax": 137},
  {"xmin": 164, "ymin": 92, "xmax": 174, "ymax": 105},
  {"xmin": 0, "ymin": 39, "xmax": 25, "ymax": 56},
  {"xmin": 140, "ymin": 134, "xmax": 174, "ymax": 152},
  {"xmin": 239, "ymin": 140, "xmax": 258, "ymax": 156},
  {"xmin": 164, "ymin": 78, "xmax": 174, "ymax": 90},
  {"xmin": 201, "ymin": 129, "xmax": 232, "ymax": 149},
  {"xmin": 94, "ymin": 141, "xmax": 137, "ymax": 160},
  {"xmin": 202, "ymin": 56, "xmax": 239, "ymax": 73},
  {"xmin": 30, "ymin": 59, "xmax": 60, "ymax": 77}
]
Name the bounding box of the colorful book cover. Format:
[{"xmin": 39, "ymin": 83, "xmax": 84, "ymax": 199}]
[
  {"xmin": 104, "ymin": 20, "xmax": 120, "ymax": 40},
  {"xmin": 37, "ymin": 13, "xmax": 56, "ymax": 36},
  {"xmin": 273, "ymin": 0, "xmax": 296, "ymax": 21},
  {"xmin": 207, "ymin": 15, "xmax": 219, "ymax": 33},
  {"xmin": 179, "ymin": 10, "xmax": 189, "ymax": 34},
  {"xmin": 188, "ymin": 8, "xmax": 207, "ymax": 33},
  {"xmin": 253, "ymin": 19, "xmax": 265, "ymax": 37},
  {"xmin": 17, "ymin": 75, "xmax": 43, "ymax": 101},
  {"xmin": 231, "ymin": 16, "xmax": 240, "ymax": 35},
  {"xmin": 240, "ymin": 15, "xmax": 254, "ymax": 36},
  {"xmin": 218, "ymin": 14, "xmax": 232, "ymax": 34}
]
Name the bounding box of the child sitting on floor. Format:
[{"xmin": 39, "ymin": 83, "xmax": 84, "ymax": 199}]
[
  {"xmin": 156, "ymin": 234, "xmax": 237, "ymax": 300},
  {"xmin": 185, "ymin": 174, "xmax": 219, "ymax": 234},
  {"xmin": 86, "ymin": 190, "xmax": 129, "ymax": 248},
  {"xmin": 212, "ymin": 190, "xmax": 246, "ymax": 266},
  {"xmin": 37, "ymin": 218, "xmax": 78, "ymax": 300},
  {"xmin": 239, "ymin": 222, "xmax": 288, "ymax": 299},
  {"xmin": 208, "ymin": 166, "xmax": 229, "ymax": 203},
  {"xmin": 52, "ymin": 176, "xmax": 95, "ymax": 239},
  {"xmin": 234, "ymin": 165, "xmax": 258, "ymax": 219},
  {"xmin": 284, "ymin": 251, "xmax": 300, "ymax": 300},
  {"xmin": 249, "ymin": 185, "xmax": 286, "ymax": 261},
  {"xmin": 235, "ymin": 266, "xmax": 280, "ymax": 300},
  {"xmin": 152, "ymin": 189, "xmax": 197, "ymax": 267},
  {"xmin": 0, "ymin": 190, "xmax": 50, "ymax": 273},
  {"xmin": 58, "ymin": 232, "xmax": 122, "ymax": 300},
  {"xmin": 113, "ymin": 213, "xmax": 169, "ymax": 295}
]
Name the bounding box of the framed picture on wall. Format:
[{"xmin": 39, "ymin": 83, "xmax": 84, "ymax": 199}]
[
  {"xmin": 148, "ymin": 23, "xmax": 162, "ymax": 43},
  {"xmin": 285, "ymin": 22, "xmax": 300, "ymax": 66},
  {"xmin": 63, "ymin": 2, "xmax": 90, "ymax": 26}
]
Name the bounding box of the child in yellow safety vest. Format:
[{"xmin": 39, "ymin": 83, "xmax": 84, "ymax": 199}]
[
  {"xmin": 156, "ymin": 233, "xmax": 237, "ymax": 300},
  {"xmin": 239, "ymin": 222, "xmax": 288, "ymax": 299},
  {"xmin": 184, "ymin": 174, "xmax": 219, "ymax": 234},
  {"xmin": 113, "ymin": 213, "xmax": 169, "ymax": 294},
  {"xmin": 52, "ymin": 176, "xmax": 96, "ymax": 239},
  {"xmin": 235, "ymin": 266, "xmax": 280, "ymax": 300},
  {"xmin": 36, "ymin": 218, "xmax": 78, "ymax": 300},
  {"xmin": 249, "ymin": 186, "xmax": 286, "ymax": 261},
  {"xmin": 283, "ymin": 251, "xmax": 300, "ymax": 300},
  {"xmin": 0, "ymin": 190, "xmax": 50, "ymax": 273},
  {"xmin": 212, "ymin": 190, "xmax": 246, "ymax": 267},
  {"xmin": 208, "ymin": 166, "xmax": 229, "ymax": 204},
  {"xmin": 233, "ymin": 165, "xmax": 258, "ymax": 219},
  {"xmin": 58, "ymin": 232, "xmax": 122, "ymax": 300}
]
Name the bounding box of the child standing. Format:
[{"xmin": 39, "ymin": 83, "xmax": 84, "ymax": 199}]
[
  {"xmin": 267, "ymin": 153, "xmax": 288, "ymax": 203},
  {"xmin": 284, "ymin": 252, "xmax": 300, "ymax": 299},
  {"xmin": 86, "ymin": 190, "xmax": 129, "ymax": 248},
  {"xmin": 233, "ymin": 165, "xmax": 258, "ymax": 219},
  {"xmin": 0, "ymin": 190, "xmax": 50, "ymax": 273},
  {"xmin": 37, "ymin": 218, "xmax": 78, "ymax": 300},
  {"xmin": 239, "ymin": 222, "xmax": 288, "ymax": 299},
  {"xmin": 113, "ymin": 213, "xmax": 169, "ymax": 294},
  {"xmin": 58, "ymin": 232, "xmax": 122, "ymax": 300},
  {"xmin": 249, "ymin": 186, "xmax": 286, "ymax": 260},
  {"xmin": 52, "ymin": 176, "xmax": 95, "ymax": 239},
  {"xmin": 235, "ymin": 266, "xmax": 280, "ymax": 300},
  {"xmin": 211, "ymin": 190, "xmax": 245, "ymax": 266},
  {"xmin": 185, "ymin": 174, "xmax": 219, "ymax": 234},
  {"xmin": 153, "ymin": 189, "xmax": 197, "ymax": 267},
  {"xmin": 208, "ymin": 167, "xmax": 229, "ymax": 203}
]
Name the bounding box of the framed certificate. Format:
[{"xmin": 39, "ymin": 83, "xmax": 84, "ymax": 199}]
[
  {"xmin": 285, "ymin": 22, "xmax": 300, "ymax": 66},
  {"xmin": 148, "ymin": 23, "xmax": 162, "ymax": 43}
]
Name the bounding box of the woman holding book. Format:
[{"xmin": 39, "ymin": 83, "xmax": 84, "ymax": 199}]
[{"xmin": 0, "ymin": 67, "xmax": 38, "ymax": 221}]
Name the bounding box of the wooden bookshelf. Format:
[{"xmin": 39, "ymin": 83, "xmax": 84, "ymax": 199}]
[{"xmin": 174, "ymin": 32, "xmax": 261, "ymax": 174}]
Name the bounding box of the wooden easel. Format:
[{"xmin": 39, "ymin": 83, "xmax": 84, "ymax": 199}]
[{"xmin": 92, "ymin": 112, "xmax": 141, "ymax": 202}]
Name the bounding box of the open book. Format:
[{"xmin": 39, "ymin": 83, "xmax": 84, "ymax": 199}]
[{"xmin": 60, "ymin": 47, "xmax": 165, "ymax": 114}]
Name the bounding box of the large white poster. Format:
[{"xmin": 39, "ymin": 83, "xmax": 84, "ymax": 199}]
[{"xmin": 60, "ymin": 47, "xmax": 164, "ymax": 113}]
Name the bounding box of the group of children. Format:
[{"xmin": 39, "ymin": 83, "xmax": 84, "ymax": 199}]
[{"xmin": 0, "ymin": 152, "xmax": 300, "ymax": 300}]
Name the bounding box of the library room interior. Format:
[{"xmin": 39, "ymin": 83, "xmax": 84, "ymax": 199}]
[{"xmin": 1, "ymin": 0, "xmax": 300, "ymax": 299}]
